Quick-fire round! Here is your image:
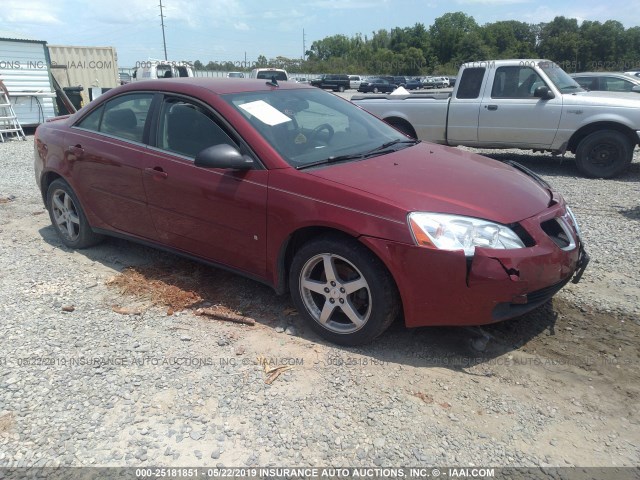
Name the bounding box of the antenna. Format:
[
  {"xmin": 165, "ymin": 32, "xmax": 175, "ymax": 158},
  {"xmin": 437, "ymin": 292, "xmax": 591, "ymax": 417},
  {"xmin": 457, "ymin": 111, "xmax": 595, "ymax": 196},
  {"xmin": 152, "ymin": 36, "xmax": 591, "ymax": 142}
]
[{"xmin": 159, "ymin": 0, "xmax": 168, "ymax": 60}]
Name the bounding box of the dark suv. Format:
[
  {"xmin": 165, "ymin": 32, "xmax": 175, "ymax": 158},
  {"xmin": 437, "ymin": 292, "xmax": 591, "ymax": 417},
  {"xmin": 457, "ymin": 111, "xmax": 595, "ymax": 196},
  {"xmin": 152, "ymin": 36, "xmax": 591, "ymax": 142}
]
[{"xmin": 310, "ymin": 74, "xmax": 351, "ymax": 92}]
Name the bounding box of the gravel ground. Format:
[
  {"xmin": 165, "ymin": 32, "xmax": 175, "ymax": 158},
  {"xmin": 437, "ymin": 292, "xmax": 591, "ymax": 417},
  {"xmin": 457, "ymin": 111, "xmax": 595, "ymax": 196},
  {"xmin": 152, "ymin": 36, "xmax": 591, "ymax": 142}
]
[{"xmin": 0, "ymin": 135, "xmax": 638, "ymax": 469}]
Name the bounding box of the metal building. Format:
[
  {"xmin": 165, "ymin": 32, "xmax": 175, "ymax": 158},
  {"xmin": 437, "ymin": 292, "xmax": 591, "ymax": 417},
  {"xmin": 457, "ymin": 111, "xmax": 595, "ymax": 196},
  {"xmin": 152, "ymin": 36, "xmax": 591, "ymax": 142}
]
[{"xmin": 0, "ymin": 31, "xmax": 57, "ymax": 127}]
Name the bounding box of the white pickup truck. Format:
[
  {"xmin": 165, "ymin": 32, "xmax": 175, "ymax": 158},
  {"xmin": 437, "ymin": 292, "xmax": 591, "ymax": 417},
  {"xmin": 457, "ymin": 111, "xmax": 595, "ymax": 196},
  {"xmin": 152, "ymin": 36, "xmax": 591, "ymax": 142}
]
[{"xmin": 351, "ymin": 59, "xmax": 640, "ymax": 178}]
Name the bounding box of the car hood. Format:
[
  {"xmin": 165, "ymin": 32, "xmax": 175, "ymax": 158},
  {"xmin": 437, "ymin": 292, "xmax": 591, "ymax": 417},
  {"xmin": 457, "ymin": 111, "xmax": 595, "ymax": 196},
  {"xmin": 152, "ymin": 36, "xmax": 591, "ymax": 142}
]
[{"xmin": 305, "ymin": 143, "xmax": 552, "ymax": 224}]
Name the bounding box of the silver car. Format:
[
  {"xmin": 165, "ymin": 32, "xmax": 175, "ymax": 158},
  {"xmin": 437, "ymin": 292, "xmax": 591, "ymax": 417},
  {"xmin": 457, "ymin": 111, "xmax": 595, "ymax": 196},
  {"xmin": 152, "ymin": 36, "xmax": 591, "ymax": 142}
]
[{"xmin": 570, "ymin": 72, "xmax": 640, "ymax": 93}]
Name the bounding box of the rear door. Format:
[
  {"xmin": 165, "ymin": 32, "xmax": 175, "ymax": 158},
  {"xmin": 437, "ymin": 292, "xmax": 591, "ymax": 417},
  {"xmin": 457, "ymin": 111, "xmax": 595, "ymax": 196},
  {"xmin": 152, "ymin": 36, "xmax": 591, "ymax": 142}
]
[
  {"xmin": 69, "ymin": 92, "xmax": 158, "ymax": 239},
  {"xmin": 141, "ymin": 94, "xmax": 269, "ymax": 277},
  {"xmin": 477, "ymin": 65, "xmax": 562, "ymax": 147},
  {"xmin": 447, "ymin": 67, "xmax": 487, "ymax": 144}
]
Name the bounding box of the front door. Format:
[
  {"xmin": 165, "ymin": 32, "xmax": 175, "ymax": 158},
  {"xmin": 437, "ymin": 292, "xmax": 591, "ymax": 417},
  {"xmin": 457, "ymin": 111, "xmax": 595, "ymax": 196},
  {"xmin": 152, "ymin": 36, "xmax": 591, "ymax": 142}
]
[
  {"xmin": 478, "ymin": 65, "xmax": 563, "ymax": 148},
  {"xmin": 141, "ymin": 95, "xmax": 269, "ymax": 278}
]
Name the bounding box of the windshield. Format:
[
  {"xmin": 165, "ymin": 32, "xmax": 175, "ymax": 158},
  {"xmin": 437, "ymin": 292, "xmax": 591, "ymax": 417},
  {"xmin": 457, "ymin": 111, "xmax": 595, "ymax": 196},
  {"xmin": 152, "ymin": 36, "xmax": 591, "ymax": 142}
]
[
  {"xmin": 223, "ymin": 88, "xmax": 409, "ymax": 168},
  {"xmin": 539, "ymin": 62, "xmax": 584, "ymax": 93}
]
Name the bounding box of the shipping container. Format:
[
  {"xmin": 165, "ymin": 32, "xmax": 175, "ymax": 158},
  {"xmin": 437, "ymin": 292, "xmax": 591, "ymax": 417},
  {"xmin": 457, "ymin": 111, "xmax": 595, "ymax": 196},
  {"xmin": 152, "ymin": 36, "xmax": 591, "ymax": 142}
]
[
  {"xmin": 0, "ymin": 32, "xmax": 57, "ymax": 127},
  {"xmin": 48, "ymin": 45, "xmax": 119, "ymax": 105}
]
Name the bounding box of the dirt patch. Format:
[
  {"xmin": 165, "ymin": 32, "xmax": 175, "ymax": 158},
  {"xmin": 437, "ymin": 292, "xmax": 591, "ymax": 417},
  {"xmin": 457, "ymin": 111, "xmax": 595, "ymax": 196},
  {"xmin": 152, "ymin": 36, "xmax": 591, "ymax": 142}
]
[
  {"xmin": 106, "ymin": 259, "xmax": 293, "ymax": 326},
  {"xmin": 0, "ymin": 412, "xmax": 14, "ymax": 434},
  {"xmin": 484, "ymin": 298, "xmax": 640, "ymax": 388}
]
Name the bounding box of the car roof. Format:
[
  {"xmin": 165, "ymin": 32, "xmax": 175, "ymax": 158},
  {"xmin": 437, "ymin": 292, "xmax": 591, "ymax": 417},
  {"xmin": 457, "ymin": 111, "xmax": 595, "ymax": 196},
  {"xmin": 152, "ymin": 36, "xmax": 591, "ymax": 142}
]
[
  {"xmin": 572, "ymin": 72, "xmax": 635, "ymax": 78},
  {"xmin": 571, "ymin": 72, "xmax": 640, "ymax": 82},
  {"xmin": 117, "ymin": 78, "xmax": 313, "ymax": 95}
]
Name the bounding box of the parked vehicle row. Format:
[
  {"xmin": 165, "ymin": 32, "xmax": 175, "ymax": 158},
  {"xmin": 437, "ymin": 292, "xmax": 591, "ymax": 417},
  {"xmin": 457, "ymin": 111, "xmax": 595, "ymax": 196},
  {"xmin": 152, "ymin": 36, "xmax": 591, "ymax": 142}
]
[{"xmin": 306, "ymin": 74, "xmax": 456, "ymax": 92}]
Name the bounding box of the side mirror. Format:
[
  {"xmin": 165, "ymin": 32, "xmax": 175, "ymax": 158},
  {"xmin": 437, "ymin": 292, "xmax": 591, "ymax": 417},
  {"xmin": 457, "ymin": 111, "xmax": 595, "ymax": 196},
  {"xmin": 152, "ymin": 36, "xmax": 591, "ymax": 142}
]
[
  {"xmin": 194, "ymin": 144, "xmax": 254, "ymax": 170},
  {"xmin": 533, "ymin": 86, "xmax": 555, "ymax": 99},
  {"xmin": 632, "ymin": 85, "xmax": 640, "ymax": 93}
]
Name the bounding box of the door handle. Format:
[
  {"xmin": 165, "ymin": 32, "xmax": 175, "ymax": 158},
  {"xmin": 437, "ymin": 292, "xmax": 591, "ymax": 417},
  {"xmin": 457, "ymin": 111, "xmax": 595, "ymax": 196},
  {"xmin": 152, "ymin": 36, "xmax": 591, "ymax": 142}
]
[
  {"xmin": 144, "ymin": 167, "xmax": 168, "ymax": 179},
  {"xmin": 486, "ymin": 105, "xmax": 498, "ymax": 111},
  {"xmin": 67, "ymin": 144, "xmax": 84, "ymax": 156}
]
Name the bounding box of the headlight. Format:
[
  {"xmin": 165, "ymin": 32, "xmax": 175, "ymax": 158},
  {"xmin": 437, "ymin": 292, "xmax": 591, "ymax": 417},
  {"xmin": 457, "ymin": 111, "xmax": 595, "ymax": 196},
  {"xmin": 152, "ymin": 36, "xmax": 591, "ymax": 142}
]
[{"xmin": 408, "ymin": 212, "xmax": 525, "ymax": 256}]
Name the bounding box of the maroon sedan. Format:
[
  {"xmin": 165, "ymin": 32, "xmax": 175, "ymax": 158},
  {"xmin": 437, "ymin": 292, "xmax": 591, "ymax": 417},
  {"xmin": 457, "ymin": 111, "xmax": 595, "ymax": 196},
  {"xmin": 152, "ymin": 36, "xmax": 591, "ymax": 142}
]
[{"xmin": 34, "ymin": 78, "xmax": 588, "ymax": 345}]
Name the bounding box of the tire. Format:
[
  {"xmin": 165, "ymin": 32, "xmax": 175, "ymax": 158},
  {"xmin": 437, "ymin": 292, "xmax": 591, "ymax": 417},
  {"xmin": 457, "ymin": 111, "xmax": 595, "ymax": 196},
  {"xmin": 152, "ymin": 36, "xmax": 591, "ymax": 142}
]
[
  {"xmin": 373, "ymin": 87, "xmax": 379, "ymax": 94},
  {"xmin": 46, "ymin": 178, "xmax": 104, "ymax": 249},
  {"xmin": 338, "ymin": 85, "xmax": 345, "ymax": 93},
  {"xmin": 289, "ymin": 235, "xmax": 400, "ymax": 346},
  {"xmin": 575, "ymin": 130, "xmax": 634, "ymax": 178}
]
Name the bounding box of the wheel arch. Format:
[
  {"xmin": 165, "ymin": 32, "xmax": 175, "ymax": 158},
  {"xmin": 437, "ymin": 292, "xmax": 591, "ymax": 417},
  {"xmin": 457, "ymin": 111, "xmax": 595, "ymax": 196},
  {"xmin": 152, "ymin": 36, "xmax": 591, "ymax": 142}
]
[
  {"xmin": 274, "ymin": 226, "xmax": 402, "ymax": 303},
  {"xmin": 568, "ymin": 121, "xmax": 638, "ymax": 153},
  {"xmin": 384, "ymin": 116, "xmax": 418, "ymax": 139},
  {"xmin": 40, "ymin": 171, "xmax": 64, "ymax": 205}
]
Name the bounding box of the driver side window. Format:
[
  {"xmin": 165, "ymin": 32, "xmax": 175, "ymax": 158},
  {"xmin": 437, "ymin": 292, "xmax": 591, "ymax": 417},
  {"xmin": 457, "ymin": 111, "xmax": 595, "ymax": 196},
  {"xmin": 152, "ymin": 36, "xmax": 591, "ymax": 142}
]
[
  {"xmin": 157, "ymin": 97, "xmax": 237, "ymax": 159},
  {"xmin": 492, "ymin": 66, "xmax": 545, "ymax": 99}
]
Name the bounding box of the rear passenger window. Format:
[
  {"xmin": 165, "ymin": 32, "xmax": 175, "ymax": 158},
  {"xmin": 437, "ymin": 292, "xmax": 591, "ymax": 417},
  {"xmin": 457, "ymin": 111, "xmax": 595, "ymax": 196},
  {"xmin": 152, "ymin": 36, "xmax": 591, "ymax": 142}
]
[
  {"xmin": 76, "ymin": 106, "xmax": 103, "ymax": 131},
  {"xmin": 456, "ymin": 68, "xmax": 485, "ymax": 99},
  {"xmin": 100, "ymin": 94, "xmax": 153, "ymax": 143},
  {"xmin": 74, "ymin": 94, "xmax": 153, "ymax": 142},
  {"xmin": 157, "ymin": 97, "xmax": 237, "ymax": 159}
]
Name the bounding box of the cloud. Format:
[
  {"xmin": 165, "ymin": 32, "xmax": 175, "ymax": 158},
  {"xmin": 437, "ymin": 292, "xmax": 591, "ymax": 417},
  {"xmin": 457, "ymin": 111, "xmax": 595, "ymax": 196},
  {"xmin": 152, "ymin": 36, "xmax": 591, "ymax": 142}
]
[
  {"xmin": 234, "ymin": 22, "xmax": 250, "ymax": 31},
  {"xmin": 0, "ymin": 0, "xmax": 61, "ymax": 25}
]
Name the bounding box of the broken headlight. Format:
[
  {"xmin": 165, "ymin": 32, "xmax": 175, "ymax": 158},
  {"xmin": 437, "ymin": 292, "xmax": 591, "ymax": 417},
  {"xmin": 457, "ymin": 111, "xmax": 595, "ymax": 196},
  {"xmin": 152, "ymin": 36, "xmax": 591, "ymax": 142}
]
[{"xmin": 408, "ymin": 212, "xmax": 525, "ymax": 256}]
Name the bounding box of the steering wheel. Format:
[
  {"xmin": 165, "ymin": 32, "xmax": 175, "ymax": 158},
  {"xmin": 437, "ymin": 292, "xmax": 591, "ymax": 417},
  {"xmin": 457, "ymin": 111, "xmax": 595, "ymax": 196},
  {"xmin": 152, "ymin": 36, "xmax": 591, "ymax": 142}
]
[{"xmin": 308, "ymin": 123, "xmax": 335, "ymax": 145}]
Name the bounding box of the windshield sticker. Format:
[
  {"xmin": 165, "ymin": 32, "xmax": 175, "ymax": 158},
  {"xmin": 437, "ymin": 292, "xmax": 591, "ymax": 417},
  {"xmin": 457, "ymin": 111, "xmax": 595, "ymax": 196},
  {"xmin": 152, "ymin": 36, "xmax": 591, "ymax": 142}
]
[{"xmin": 238, "ymin": 100, "xmax": 292, "ymax": 126}]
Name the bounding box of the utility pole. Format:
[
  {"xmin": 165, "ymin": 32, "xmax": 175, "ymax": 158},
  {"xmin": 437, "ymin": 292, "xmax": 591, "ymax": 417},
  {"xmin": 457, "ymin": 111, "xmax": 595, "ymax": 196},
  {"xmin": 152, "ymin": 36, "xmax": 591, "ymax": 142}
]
[
  {"xmin": 159, "ymin": 0, "xmax": 168, "ymax": 60},
  {"xmin": 302, "ymin": 29, "xmax": 306, "ymax": 60}
]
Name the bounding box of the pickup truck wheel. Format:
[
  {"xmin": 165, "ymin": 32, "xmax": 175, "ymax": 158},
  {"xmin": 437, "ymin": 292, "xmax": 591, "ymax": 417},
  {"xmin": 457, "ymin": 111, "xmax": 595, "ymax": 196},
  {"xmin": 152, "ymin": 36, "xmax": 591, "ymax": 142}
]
[
  {"xmin": 338, "ymin": 85, "xmax": 345, "ymax": 93},
  {"xmin": 289, "ymin": 235, "xmax": 400, "ymax": 346},
  {"xmin": 575, "ymin": 130, "xmax": 634, "ymax": 178}
]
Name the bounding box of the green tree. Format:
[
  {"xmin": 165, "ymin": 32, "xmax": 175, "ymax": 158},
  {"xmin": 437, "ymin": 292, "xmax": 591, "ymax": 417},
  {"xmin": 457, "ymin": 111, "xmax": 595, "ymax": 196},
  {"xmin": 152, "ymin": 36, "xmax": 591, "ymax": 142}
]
[
  {"xmin": 537, "ymin": 16, "xmax": 580, "ymax": 64},
  {"xmin": 429, "ymin": 12, "xmax": 479, "ymax": 65},
  {"xmin": 481, "ymin": 21, "xmax": 537, "ymax": 58}
]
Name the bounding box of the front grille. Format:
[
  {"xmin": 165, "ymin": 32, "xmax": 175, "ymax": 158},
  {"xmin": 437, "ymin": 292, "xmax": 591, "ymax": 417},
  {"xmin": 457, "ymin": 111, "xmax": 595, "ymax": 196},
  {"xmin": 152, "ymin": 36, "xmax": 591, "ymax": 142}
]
[{"xmin": 541, "ymin": 217, "xmax": 576, "ymax": 251}]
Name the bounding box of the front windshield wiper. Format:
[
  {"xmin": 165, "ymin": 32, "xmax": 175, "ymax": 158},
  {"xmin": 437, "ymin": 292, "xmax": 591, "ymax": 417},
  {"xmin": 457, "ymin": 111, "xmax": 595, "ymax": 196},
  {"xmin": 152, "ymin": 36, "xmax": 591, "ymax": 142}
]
[
  {"xmin": 366, "ymin": 138, "xmax": 419, "ymax": 153},
  {"xmin": 296, "ymin": 139, "xmax": 419, "ymax": 170}
]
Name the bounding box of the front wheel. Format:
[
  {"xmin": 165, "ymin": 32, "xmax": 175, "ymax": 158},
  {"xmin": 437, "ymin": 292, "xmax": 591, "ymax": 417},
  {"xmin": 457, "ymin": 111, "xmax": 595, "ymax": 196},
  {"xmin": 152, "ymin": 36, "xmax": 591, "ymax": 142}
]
[
  {"xmin": 575, "ymin": 130, "xmax": 634, "ymax": 178},
  {"xmin": 46, "ymin": 179, "xmax": 103, "ymax": 248},
  {"xmin": 372, "ymin": 87, "xmax": 379, "ymax": 94},
  {"xmin": 289, "ymin": 235, "xmax": 400, "ymax": 346},
  {"xmin": 338, "ymin": 85, "xmax": 345, "ymax": 93}
]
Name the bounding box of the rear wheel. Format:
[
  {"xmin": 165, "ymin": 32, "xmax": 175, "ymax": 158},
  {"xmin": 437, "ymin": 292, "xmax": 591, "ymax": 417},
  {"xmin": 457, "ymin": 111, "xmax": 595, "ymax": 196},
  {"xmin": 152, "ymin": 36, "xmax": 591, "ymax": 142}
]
[
  {"xmin": 289, "ymin": 235, "xmax": 400, "ymax": 346},
  {"xmin": 575, "ymin": 130, "xmax": 634, "ymax": 178},
  {"xmin": 46, "ymin": 179, "xmax": 103, "ymax": 248},
  {"xmin": 338, "ymin": 85, "xmax": 345, "ymax": 93},
  {"xmin": 373, "ymin": 87, "xmax": 379, "ymax": 94}
]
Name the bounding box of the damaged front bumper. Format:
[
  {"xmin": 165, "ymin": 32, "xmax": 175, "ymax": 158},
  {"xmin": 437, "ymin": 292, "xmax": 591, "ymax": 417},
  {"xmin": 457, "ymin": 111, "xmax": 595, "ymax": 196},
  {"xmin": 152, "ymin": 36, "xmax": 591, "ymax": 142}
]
[{"xmin": 360, "ymin": 202, "xmax": 588, "ymax": 328}]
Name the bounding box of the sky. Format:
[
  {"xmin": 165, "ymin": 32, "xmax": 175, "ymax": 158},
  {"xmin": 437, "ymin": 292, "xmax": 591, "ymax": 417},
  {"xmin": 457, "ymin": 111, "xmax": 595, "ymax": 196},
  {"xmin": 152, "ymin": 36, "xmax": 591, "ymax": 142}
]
[{"xmin": 1, "ymin": 0, "xmax": 639, "ymax": 68}]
